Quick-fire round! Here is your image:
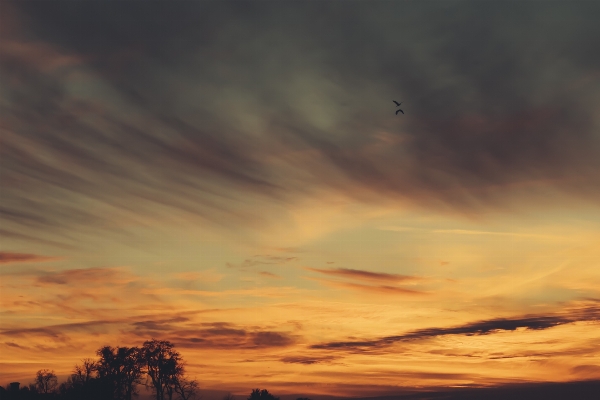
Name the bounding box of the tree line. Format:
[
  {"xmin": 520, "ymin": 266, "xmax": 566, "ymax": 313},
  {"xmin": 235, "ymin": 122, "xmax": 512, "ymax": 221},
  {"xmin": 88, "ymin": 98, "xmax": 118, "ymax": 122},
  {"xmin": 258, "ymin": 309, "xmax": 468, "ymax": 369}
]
[
  {"xmin": 0, "ymin": 339, "xmax": 310, "ymax": 400},
  {"xmin": 0, "ymin": 339, "xmax": 197, "ymax": 400}
]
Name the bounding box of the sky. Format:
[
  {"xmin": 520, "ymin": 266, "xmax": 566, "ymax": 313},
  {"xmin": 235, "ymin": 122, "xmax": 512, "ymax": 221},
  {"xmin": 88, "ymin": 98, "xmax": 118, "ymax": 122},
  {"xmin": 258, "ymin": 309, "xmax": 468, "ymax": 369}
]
[{"xmin": 1, "ymin": 0, "xmax": 600, "ymax": 397}]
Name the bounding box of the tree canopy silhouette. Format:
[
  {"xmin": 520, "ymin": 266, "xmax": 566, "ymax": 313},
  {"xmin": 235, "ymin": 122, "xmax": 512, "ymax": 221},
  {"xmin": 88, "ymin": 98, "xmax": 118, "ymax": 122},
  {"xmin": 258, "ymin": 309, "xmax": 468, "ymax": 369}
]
[
  {"xmin": 96, "ymin": 346, "xmax": 144, "ymax": 400},
  {"xmin": 34, "ymin": 369, "xmax": 58, "ymax": 395},
  {"xmin": 0, "ymin": 339, "xmax": 198, "ymax": 400},
  {"xmin": 247, "ymin": 389, "xmax": 280, "ymax": 400},
  {"xmin": 142, "ymin": 339, "xmax": 198, "ymax": 400}
]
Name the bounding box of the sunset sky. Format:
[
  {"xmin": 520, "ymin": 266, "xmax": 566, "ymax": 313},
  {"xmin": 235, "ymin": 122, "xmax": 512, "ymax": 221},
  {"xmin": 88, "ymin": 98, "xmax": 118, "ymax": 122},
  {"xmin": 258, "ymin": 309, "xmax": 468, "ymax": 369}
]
[{"xmin": 1, "ymin": 0, "xmax": 600, "ymax": 397}]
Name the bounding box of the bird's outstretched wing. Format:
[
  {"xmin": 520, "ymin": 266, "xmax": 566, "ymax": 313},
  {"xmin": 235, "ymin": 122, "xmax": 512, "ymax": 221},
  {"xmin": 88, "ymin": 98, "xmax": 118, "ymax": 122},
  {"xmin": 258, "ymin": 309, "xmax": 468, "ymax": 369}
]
[
  {"xmin": 393, "ymin": 100, "xmax": 402, "ymax": 106},
  {"xmin": 396, "ymin": 109, "xmax": 404, "ymax": 115}
]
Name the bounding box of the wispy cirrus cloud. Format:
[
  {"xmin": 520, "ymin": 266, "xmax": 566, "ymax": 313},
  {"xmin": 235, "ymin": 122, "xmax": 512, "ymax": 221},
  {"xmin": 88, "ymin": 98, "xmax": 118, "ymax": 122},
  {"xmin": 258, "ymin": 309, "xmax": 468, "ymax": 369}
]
[
  {"xmin": 35, "ymin": 267, "xmax": 128, "ymax": 285},
  {"xmin": 259, "ymin": 271, "xmax": 281, "ymax": 279},
  {"xmin": 0, "ymin": 319, "xmax": 122, "ymax": 343},
  {"xmin": 227, "ymin": 255, "xmax": 298, "ymax": 270},
  {"xmin": 315, "ymin": 278, "xmax": 427, "ymax": 296},
  {"xmin": 305, "ymin": 267, "xmax": 420, "ymax": 283},
  {"xmin": 0, "ymin": 251, "xmax": 62, "ymax": 264},
  {"xmin": 280, "ymin": 355, "xmax": 337, "ymax": 365},
  {"xmin": 0, "ymin": 266, "xmax": 164, "ymax": 322},
  {"xmin": 571, "ymin": 365, "xmax": 600, "ymax": 379},
  {"xmin": 1, "ymin": 313, "xmax": 296, "ymax": 349},
  {"xmin": 305, "ymin": 267, "xmax": 426, "ymax": 296},
  {"xmin": 2, "ymin": 1, "xmax": 600, "ymax": 393},
  {"xmin": 2, "ymin": 1, "xmax": 600, "ymax": 251},
  {"xmin": 137, "ymin": 322, "xmax": 296, "ymax": 350},
  {"xmin": 130, "ymin": 317, "xmax": 191, "ymax": 333},
  {"xmin": 380, "ymin": 226, "xmax": 561, "ymax": 240}
]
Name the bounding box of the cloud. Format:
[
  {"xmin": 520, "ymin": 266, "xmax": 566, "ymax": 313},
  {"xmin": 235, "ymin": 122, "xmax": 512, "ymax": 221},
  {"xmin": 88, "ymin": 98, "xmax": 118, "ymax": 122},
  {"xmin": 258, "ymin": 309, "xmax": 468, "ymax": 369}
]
[
  {"xmin": 171, "ymin": 326, "xmax": 295, "ymax": 350},
  {"xmin": 173, "ymin": 270, "xmax": 225, "ymax": 284},
  {"xmin": 131, "ymin": 317, "xmax": 190, "ymax": 333},
  {"xmin": 252, "ymin": 331, "xmax": 293, "ymax": 347},
  {"xmin": 228, "ymin": 256, "xmax": 299, "ymax": 270},
  {"xmin": 149, "ymin": 286, "xmax": 301, "ymax": 299},
  {"xmin": 1, "ymin": 320, "xmax": 117, "ymax": 339},
  {"xmin": 0, "ymin": 266, "xmax": 175, "ymax": 324},
  {"xmin": 200, "ymin": 324, "xmax": 247, "ymax": 337},
  {"xmin": 35, "ymin": 267, "xmax": 129, "ymax": 286},
  {"xmin": 259, "ymin": 271, "xmax": 281, "ymax": 279},
  {"xmin": 0, "ymin": 251, "xmax": 62, "ymax": 264},
  {"xmin": 431, "ymin": 229, "xmax": 557, "ymax": 239},
  {"xmin": 1, "ymin": 313, "xmax": 238, "ymax": 347},
  {"xmin": 305, "ymin": 267, "xmax": 419, "ymax": 283},
  {"xmin": 319, "ymin": 279, "xmax": 427, "ymax": 296},
  {"xmin": 380, "ymin": 226, "xmax": 559, "ymax": 239},
  {"xmin": 305, "ymin": 267, "xmax": 426, "ymax": 296},
  {"xmin": 347, "ymin": 380, "xmax": 600, "ymax": 400},
  {"xmin": 2, "ymin": 1, "xmax": 600, "ymax": 248},
  {"xmin": 3, "ymin": 342, "xmax": 25, "ymax": 348},
  {"xmin": 311, "ymin": 306, "xmax": 600, "ymax": 351},
  {"xmin": 0, "ymin": 229, "xmax": 75, "ymax": 250},
  {"xmin": 571, "ymin": 365, "xmax": 600, "ymax": 379},
  {"xmin": 280, "ymin": 355, "xmax": 337, "ymax": 365}
]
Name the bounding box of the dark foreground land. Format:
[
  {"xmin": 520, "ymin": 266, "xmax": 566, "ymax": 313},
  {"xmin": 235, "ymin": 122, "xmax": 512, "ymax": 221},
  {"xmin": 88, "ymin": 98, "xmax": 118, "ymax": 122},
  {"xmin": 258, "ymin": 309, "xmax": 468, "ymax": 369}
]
[
  {"xmin": 2, "ymin": 380, "xmax": 599, "ymax": 400},
  {"xmin": 349, "ymin": 379, "xmax": 600, "ymax": 400}
]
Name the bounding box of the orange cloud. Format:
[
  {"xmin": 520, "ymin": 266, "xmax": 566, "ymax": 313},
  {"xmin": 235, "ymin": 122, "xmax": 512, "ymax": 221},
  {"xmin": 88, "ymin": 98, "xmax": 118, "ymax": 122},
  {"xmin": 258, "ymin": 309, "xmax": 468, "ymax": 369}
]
[
  {"xmin": 305, "ymin": 267, "xmax": 420, "ymax": 283},
  {"xmin": 259, "ymin": 271, "xmax": 281, "ymax": 279},
  {"xmin": 280, "ymin": 355, "xmax": 337, "ymax": 365},
  {"xmin": 227, "ymin": 255, "xmax": 299, "ymax": 270},
  {"xmin": 320, "ymin": 279, "xmax": 428, "ymax": 296},
  {"xmin": 0, "ymin": 251, "xmax": 62, "ymax": 264},
  {"xmin": 305, "ymin": 267, "xmax": 427, "ymax": 297},
  {"xmin": 130, "ymin": 321, "xmax": 296, "ymax": 350},
  {"xmin": 35, "ymin": 267, "xmax": 126, "ymax": 285},
  {"xmin": 570, "ymin": 365, "xmax": 600, "ymax": 380}
]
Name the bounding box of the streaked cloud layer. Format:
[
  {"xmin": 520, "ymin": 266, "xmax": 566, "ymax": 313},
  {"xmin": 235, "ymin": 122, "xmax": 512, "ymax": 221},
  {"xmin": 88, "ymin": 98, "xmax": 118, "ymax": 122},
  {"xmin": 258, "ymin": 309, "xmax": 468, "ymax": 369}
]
[
  {"xmin": 0, "ymin": 252, "xmax": 62, "ymax": 264},
  {"xmin": 2, "ymin": 0, "xmax": 600, "ymax": 397},
  {"xmin": 312, "ymin": 305, "xmax": 600, "ymax": 351}
]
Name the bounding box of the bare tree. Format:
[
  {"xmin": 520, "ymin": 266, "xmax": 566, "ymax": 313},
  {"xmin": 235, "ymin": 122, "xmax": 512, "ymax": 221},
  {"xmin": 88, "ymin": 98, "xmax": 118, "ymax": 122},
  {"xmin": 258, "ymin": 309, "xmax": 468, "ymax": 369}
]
[
  {"xmin": 34, "ymin": 369, "xmax": 58, "ymax": 394},
  {"xmin": 175, "ymin": 377, "xmax": 199, "ymax": 400},
  {"xmin": 62, "ymin": 358, "xmax": 100, "ymax": 400},
  {"xmin": 73, "ymin": 358, "xmax": 97, "ymax": 384},
  {"xmin": 223, "ymin": 393, "xmax": 235, "ymax": 400}
]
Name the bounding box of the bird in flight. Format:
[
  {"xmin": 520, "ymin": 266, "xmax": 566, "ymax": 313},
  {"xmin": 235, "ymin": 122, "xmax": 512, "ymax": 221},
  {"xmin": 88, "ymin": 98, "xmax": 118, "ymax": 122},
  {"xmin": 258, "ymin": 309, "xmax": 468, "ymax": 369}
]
[{"xmin": 393, "ymin": 100, "xmax": 404, "ymax": 115}]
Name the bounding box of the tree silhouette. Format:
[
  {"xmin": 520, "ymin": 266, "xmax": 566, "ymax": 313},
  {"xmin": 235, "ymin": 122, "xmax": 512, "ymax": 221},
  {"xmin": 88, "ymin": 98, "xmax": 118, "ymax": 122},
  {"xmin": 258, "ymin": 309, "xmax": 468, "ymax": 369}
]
[
  {"xmin": 96, "ymin": 346, "xmax": 144, "ymax": 400},
  {"xmin": 55, "ymin": 359, "xmax": 103, "ymax": 400},
  {"xmin": 34, "ymin": 369, "xmax": 58, "ymax": 394},
  {"xmin": 0, "ymin": 339, "xmax": 200, "ymax": 400},
  {"xmin": 142, "ymin": 339, "xmax": 195, "ymax": 400},
  {"xmin": 247, "ymin": 389, "xmax": 280, "ymax": 400},
  {"xmin": 72, "ymin": 359, "xmax": 96, "ymax": 385},
  {"xmin": 174, "ymin": 378, "xmax": 199, "ymax": 400}
]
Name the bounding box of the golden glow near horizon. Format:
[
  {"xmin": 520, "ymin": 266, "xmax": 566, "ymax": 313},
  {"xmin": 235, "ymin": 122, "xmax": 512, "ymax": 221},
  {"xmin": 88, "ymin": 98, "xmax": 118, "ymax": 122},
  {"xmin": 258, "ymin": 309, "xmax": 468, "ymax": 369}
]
[
  {"xmin": 2, "ymin": 206, "xmax": 600, "ymax": 395},
  {"xmin": 1, "ymin": 1, "xmax": 600, "ymax": 397}
]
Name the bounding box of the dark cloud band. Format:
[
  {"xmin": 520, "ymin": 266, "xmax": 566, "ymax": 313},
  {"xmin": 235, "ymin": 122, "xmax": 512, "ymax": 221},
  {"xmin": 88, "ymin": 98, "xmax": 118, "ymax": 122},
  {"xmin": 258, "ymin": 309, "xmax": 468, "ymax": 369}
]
[
  {"xmin": 311, "ymin": 306, "xmax": 600, "ymax": 351},
  {"xmin": 3, "ymin": 1, "xmax": 600, "ymax": 246}
]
